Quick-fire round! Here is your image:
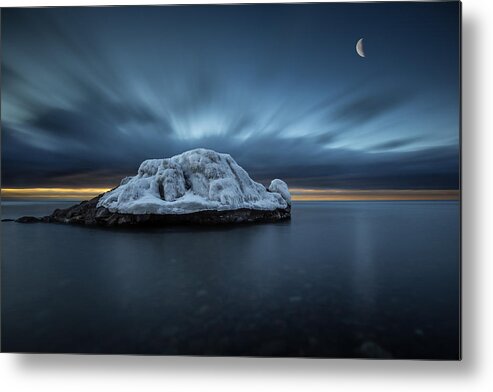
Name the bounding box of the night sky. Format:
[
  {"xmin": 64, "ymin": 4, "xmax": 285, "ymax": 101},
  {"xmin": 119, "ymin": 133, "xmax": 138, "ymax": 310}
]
[{"xmin": 1, "ymin": 2, "xmax": 460, "ymax": 190}]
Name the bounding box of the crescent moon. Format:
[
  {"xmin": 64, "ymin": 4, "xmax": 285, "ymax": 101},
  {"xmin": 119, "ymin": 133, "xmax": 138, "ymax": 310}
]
[{"xmin": 356, "ymin": 38, "xmax": 365, "ymax": 58}]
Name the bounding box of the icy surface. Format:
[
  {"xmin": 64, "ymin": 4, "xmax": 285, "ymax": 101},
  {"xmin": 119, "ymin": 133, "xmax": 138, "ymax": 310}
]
[
  {"xmin": 98, "ymin": 149, "xmax": 291, "ymax": 215},
  {"xmin": 269, "ymin": 179, "xmax": 291, "ymax": 204}
]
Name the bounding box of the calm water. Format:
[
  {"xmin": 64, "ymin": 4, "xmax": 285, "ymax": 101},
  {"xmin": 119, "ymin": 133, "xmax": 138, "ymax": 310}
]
[{"xmin": 1, "ymin": 200, "xmax": 460, "ymax": 358}]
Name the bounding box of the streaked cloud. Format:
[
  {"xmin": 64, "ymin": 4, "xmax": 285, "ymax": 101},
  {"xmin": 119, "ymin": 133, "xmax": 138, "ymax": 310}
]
[{"xmin": 1, "ymin": 4, "xmax": 460, "ymax": 190}]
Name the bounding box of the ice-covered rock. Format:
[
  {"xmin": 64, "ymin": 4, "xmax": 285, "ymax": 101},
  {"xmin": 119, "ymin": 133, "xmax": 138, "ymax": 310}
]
[
  {"xmin": 269, "ymin": 179, "xmax": 291, "ymax": 205},
  {"xmin": 97, "ymin": 148, "xmax": 291, "ymax": 215},
  {"xmin": 10, "ymin": 149, "xmax": 291, "ymax": 227}
]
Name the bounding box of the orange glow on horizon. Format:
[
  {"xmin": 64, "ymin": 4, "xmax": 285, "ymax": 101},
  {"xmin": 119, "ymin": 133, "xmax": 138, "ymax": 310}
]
[
  {"xmin": 1, "ymin": 187, "xmax": 112, "ymax": 199},
  {"xmin": 289, "ymin": 188, "xmax": 460, "ymax": 201},
  {"xmin": 1, "ymin": 187, "xmax": 460, "ymax": 201}
]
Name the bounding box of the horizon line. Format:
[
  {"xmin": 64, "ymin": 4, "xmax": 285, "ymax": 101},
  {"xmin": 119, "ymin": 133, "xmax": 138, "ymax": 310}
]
[{"xmin": 1, "ymin": 187, "xmax": 460, "ymax": 201}]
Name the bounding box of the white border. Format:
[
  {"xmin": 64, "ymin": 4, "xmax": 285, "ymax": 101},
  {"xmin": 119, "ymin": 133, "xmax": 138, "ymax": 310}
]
[{"xmin": 2, "ymin": 0, "xmax": 492, "ymax": 391}]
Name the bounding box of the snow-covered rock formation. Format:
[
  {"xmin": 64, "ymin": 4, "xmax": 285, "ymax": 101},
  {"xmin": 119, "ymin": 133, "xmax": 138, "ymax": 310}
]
[
  {"xmin": 11, "ymin": 149, "xmax": 291, "ymax": 226},
  {"xmin": 97, "ymin": 148, "xmax": 291, "ymax": 215}
]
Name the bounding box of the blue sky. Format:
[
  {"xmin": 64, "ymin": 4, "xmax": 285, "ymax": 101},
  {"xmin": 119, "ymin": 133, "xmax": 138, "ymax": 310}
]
[{"xmin": 1, "ymin": 2, "xmax": 460, "ymax": 189}]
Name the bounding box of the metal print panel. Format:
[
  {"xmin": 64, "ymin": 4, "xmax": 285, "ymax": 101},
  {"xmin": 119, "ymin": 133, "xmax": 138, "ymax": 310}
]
[{"xmin": 0, "ymin": 1, "xmax": 461, "ymax": 359}]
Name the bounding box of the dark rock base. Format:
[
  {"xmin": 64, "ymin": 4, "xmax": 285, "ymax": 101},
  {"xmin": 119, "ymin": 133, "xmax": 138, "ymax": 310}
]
[{"xmin": 6, "ymin": 194, "xmax": 291, "ymax": 227}]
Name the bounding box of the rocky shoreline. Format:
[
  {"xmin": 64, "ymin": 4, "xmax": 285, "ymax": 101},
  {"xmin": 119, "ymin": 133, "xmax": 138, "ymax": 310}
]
[{"xmin": 5, "ymin": 194, "xmax": 291, "ymax": 227}]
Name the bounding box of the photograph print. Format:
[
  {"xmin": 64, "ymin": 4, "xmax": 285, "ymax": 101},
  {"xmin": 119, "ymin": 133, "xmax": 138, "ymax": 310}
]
[{"xmin": 1, "ymin": 1, "xmax": 461, "ymax": 359}]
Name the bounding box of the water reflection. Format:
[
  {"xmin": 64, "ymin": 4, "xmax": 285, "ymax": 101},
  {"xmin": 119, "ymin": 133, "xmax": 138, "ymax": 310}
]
[{"xmin": 1, "ymin": 201, "xmax": 460, "ymax": 358}]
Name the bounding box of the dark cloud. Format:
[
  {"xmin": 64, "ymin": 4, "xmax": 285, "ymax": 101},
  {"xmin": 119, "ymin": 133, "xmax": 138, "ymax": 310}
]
[
  {"xmin": 329, "ymin": 90, "xmax": 413, "ymax": 126},
  {"xmin": 2, "ymin": 120, "xmax": 459, "ymax": 190},
  {"xmin": 370, "ymin": 136, "xmax": 423, "ymax": 151},
  {"xmin": 1, "ymin": 4, "xmax": 460, "ymax": 190}
]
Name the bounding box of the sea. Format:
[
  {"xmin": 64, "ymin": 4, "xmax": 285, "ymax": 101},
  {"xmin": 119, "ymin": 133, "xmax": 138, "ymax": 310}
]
[{"xmin": 1, "ymin": 200, "xmax": 460, "ymax": 359}]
